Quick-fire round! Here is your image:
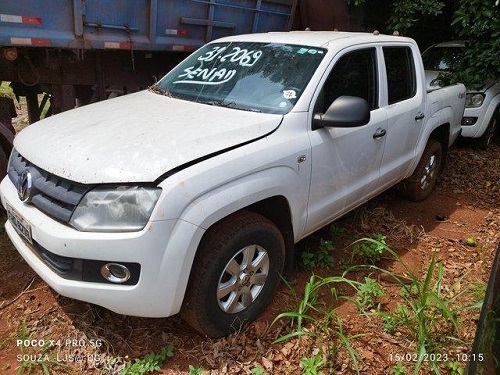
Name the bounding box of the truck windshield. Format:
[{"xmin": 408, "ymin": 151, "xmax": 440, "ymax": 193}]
[
  {"xmin": 154, "ymin": 42, "xmax": 326, "ymax": 114},
  {"xmin": 422, "ymin": 47, "xmax": 463, "ymax": 72}
]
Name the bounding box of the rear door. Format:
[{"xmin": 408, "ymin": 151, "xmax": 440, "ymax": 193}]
[{"xmin": 378, "ymin": 45, "xmax": 426, "ymax": 187}]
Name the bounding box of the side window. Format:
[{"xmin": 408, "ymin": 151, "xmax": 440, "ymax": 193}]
[
  {"xmin": 316, "ymin": 48, "xmax": 378, "ymax": 114},
  {"xmin": 383, "ymin": 46, "xmax": 417, "ymax": 104}
]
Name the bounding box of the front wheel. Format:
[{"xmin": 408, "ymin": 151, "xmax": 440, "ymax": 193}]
[
  {"xmin": 476, "ymin": 108, "xmax": 498, "ymax": 150},
  {"xmin": 181, "ymin": 211, "xmax": 284, "ymax": 338},
  {"xmin": 399, "ymin": 139, "xmax": 443, "ymax": 202}
]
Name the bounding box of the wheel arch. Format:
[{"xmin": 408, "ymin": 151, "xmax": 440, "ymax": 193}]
[
  {"xmin": 482, "ymin": 94, "xmax": 500, "ymax": 133},
  {"xmin": 242, "ymin": 196, "xmax": 295, "ymax": 277},
  {"xmin": 404, "ymin": 121, "xmax": 450, "ymax": 185},
  {"xmin": 194, "ymin": 195, "xmax": 296, "ymax": 278},
  {"xmin": 428, "ymin": 122, "xmax": 450, "ymax": 168}
]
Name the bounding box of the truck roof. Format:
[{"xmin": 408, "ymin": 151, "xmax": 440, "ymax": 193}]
[{"xmin": 216, "ymin": 31, "xmax": 415, "ymax": 48}]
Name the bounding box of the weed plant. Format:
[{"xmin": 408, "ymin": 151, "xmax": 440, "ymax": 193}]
[
  {"xmin": 120, "ymin": 345, "xmax": 174, "ymax": 375},
  {"xmin": 301, "ymin": 239, "xmax": 335, "ymax": 271},
  {"xmin": 356, "ymin": 277, "xmax": 384, "ymax": 311},
  {"xmin": 250, "ymin": 366, "xmax": 268, "ymax": 375},
  {"xmin": 352, "ymin": 233, "xmax": 387, "ymax": 263},
  {"xmin": 329, "ymin": 225, "xmax": 346, "ymax": 238},
  {"xmin": 300, "ymin": 353, "xmax": 326, "ymax": 375},
  {"xmin": 188, "ymin": 365, "xmax": 204, "ymax": 375},
  {"xmin": 445, "ymin": 361, "xmax": 464, "ymax": 375},
  {"xmin": 391, "ymin": 362, "xmax": 406, "ymax": 375}
]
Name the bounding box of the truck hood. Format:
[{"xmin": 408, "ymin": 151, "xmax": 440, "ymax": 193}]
[
  {"xmin": 425, "ymin": 70, "xmax": 497, "ymax": 92},
  {"xmin": 425, "ymin": 70, "xmax": 445, "ymax": 91},
  {"xmin": 14, "ymin": 91, "xmax": 282, "ymax": 184}
]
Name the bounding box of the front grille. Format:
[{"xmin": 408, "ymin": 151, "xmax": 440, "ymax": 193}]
[
  {"xmin": 8, "ymin": 149, "xmax": 94, "ymax": 223},
  {"xmin": 33, "ymin": 241, "xmax": 78, "ymax": 275}
]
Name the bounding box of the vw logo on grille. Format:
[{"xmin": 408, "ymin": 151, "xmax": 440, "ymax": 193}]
[{"xmin": 17, "ymin": 170, "xmax": 33, "ymax": 203}]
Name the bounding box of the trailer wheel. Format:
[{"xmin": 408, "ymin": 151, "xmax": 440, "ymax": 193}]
[
  {"xmin": 399, "ymin": 139, "xmax": 443, "ymax": 202},
  {"xmin": 181, "ymin": 211, "xmax": 284, "ymax": 338}
]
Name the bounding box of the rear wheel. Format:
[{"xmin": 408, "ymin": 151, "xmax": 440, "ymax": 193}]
[
  {"xmin": 181, "ymin": 211, "xmax": 284, "ymax": 338},
  {"xmin": 399, "ymin": 139, "xmax": 443, "ymax": 202}
]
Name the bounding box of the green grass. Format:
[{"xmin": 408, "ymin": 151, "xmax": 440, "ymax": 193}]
[
  {"xmin": 356, "ymin": 238, "xmax": 481, "ymax": 374},
  {"xmin": 273, "ymin": 274, "xmax": 364, "ymax": 374},
  {"xmin": 276, "ymin": 234, "xmax": 483, "ymax": 375},
  {"xmin": 13, "ymin": 320, "xmax": 69, "ymax": 375}
]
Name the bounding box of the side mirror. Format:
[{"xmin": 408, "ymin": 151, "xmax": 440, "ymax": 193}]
[{"xmin": 313, "ymin": 96, "xmax": 370, "ymax": 129}]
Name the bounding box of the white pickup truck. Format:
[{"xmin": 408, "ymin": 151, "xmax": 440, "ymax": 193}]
[
  {"xmin": 423, "ymin": 41, "xmax": 500, "ymax": 149},
  {"xmin": 1, "ymin": 31, "xmax": 465, "ymax": 338}
]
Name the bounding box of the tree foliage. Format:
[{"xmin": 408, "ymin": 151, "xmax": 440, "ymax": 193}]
[
  {"xmin": 388, "ymin": 0, "xmax": 445, "ymax": 33},
  {"xmin": 450, "ymin": 0, "xmax": 500, "ymax": 86},
  {"xmin": 350, "ymin": 0, "xmax": 500, "ymax": 87}
]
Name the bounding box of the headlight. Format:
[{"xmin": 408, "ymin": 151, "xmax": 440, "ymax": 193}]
[
  {"xmin": 465, "ymin": 93, "xmax": 485, "ymax": 108},
  {"xmin": 70, "ymin": 186, "xmax": 162, "ymax": 232}
]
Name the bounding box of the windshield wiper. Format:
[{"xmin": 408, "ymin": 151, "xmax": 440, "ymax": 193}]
[
  {"xmin": 204, "ymin": 100, "xmax": 261, "ymax": 112},
  {"xmin": 205, "ymin": 100, "xmax": 236, "ymax": 108}
]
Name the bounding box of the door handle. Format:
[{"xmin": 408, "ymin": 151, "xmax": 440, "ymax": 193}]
[
  {"xmin": 373, "ymin": 128, "xmax": 386, "ymax": 139},
  {"xmin": 415, "ymin": 112, "xmax": 425, "ymax": 121}
]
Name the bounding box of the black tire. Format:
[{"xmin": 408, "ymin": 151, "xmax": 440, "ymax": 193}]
[
  {"xmin": 181, "ymin": 211, "xmax": 284, "ymax": 338},
  {"xmin": 399, "ymin": 139, "xmax": 443, "ymax": 202},
  {"xmin": 476, "ymin": 108, "xmax": 498, "ymax": 150}
]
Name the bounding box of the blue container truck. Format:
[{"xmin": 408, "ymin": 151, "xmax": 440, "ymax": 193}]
[
  {"xmin": 0, "ymin": 0, "xmax": 297, "ymax": 177},
  {"xmin": 0, "ymin": 0, "xmax": 296, "ymax": 116}
]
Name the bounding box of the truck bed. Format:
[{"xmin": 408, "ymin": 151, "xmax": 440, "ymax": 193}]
[{"xmin": 0, "ymin": 0, "xmax": 296, "ymax": 52}]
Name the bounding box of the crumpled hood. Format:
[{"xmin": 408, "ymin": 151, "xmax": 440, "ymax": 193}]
[{"xmin": 14, "ymin": 91, "xmax": 282, "ymax": 184}]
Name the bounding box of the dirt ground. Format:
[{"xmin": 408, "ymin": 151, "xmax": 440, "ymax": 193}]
[{"xmin": 0, "ymin": 141, "xmax": 499, "ymax": 375}]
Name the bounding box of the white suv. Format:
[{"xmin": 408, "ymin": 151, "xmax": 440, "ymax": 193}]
[{"xmin": 423, "ymin": 41, "xmax": 500, "ymax": 149}]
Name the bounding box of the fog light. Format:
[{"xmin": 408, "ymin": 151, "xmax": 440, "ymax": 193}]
[
  {"xmin": 101, "ymin": 263, "xmax": 131, "ymax": 283},
  {"xmin": 461, "ymin": 117, "xmax": 478, "ymax": 126}
]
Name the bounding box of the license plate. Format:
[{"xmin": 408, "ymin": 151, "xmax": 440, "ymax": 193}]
[{"xmin": 6, "ymin": 204, "xmax": 33, "ymax": 245}]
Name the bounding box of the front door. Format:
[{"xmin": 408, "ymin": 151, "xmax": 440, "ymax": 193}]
[{"xmin": 305, "ymin": 47, "xmax": 388, "ymax": 234}]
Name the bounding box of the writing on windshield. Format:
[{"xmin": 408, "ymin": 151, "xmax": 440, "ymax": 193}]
[{"xmin": 156, "ymin": 42, "xmax": 326, "ymax": 114}]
